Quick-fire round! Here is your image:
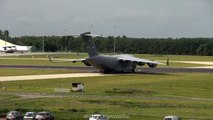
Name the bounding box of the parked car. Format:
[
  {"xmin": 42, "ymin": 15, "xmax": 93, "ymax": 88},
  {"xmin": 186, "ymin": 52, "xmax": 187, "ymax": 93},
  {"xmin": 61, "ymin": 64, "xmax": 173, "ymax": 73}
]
[
  {"xmin": 6, "ymin": 111, "xmax": 23, "ymax": 120},
  {"xmin": 23, "ymin": 112, "xmax": 36, "ymax": 120},
  {"xmin": 89, "ymin": 114, "xmax": 108, "ymax": 120},
  {"xmin": 164, "ymin": 116, "xmax": 181, "ymax": 120},
  {"xmin": 35, "ymin": 112, "xmax": 54, "ymax": 120}
]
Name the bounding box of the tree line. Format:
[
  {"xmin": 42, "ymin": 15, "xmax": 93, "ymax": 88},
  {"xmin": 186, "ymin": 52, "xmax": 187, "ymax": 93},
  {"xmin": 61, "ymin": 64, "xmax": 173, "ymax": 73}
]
[
  {"xmin": 0, "ymin": 30, "xmax": 9, "ymax": 40},
  {"xmin": 1, "ymin": 30, "xmax": 213, "ymax": 56}
]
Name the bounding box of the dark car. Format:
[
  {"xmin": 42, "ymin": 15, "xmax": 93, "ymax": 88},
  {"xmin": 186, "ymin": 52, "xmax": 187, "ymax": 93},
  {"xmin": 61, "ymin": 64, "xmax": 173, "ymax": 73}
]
[
  {"xmin": 34, "ymin": 112, "xmax": 54, "ymax": 120},
  {"xmin": 6, "ymin": 111, "xmax": 23, "ymax": 120}
]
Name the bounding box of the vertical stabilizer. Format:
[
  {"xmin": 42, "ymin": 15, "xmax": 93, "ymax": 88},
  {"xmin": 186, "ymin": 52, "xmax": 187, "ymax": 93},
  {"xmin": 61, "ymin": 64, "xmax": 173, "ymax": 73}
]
[{"xmin": 80, "ymin": 32, "xmax": 98, "ymax": 57}]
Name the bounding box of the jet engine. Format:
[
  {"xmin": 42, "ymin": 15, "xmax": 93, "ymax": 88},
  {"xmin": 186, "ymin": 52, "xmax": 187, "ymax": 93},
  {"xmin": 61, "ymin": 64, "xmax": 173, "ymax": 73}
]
[
  {"xmin": 147, "ymin": 63, "xmax": 157, "ymax": 68},
  {"xmin": 83, "ymin": 60, "xmax": 91, "ymax": 66},
  {"xmin": 137, "ymin": 62, "xmax": 145, "ymax": 66}
]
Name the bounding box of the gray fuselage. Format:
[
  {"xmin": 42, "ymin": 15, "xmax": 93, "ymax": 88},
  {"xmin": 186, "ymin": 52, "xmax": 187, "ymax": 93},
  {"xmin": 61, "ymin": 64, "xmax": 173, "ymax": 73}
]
[{"xmin": 86, "ymin": 55, "xmax": 137, "ymax": 73}]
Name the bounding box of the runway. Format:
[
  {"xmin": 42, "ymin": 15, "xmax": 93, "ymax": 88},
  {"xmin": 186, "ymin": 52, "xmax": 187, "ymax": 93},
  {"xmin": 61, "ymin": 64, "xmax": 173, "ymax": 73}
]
[
  {"xmin": 1, "ymin": 65, "xmax": 213, "ymax": 74},
  {"xmin": 1, "ymin": 52, "xmax": 213, "ymax": 73}
]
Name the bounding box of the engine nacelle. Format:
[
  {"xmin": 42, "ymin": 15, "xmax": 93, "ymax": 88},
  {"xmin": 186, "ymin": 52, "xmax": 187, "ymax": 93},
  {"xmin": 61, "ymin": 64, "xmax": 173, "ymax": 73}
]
[
  {"xmin": 137, "ymin": 62, "xmax": 145, "ymax": 66},
  {"xmin": 147, "ymin": 63, "xmax": 157, "ymax": 68},
  {"xmin": 83, "ymin": 60, "xmax": 91, "ymax": 66}
]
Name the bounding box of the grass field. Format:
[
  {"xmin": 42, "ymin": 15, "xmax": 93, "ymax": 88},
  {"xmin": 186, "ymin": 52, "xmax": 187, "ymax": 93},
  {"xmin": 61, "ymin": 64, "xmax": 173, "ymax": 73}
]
[
  {"xmin": 0, "ymin": 73, "xmax": 212, "ymax": 120},
  {"xmin": 0, "ymin": 53, "xmax": 213, "ymax": 120}
]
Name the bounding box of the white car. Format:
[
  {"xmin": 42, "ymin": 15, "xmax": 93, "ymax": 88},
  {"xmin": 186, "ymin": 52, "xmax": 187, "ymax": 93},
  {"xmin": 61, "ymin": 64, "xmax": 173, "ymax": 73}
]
[
  {"xmin": 23, "ymin": 112, "xmax": 36, "ymax": 120},
  {"xmin": 6, "ymin": 111, "xmax": 23, "ymax": 120},
  {"xmin": 89, "ymin": 114, "xmax": 108, "ymax": 120},
  {"xmin": 164, "ymin": 116, "xmax": 181, "ymax": 120}
]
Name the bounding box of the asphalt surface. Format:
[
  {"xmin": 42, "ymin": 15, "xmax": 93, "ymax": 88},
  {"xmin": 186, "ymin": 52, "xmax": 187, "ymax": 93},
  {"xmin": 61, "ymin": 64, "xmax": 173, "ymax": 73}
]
[{"xmin": 1, "ymin": 65, "xmax": 213, "ymax": 74}]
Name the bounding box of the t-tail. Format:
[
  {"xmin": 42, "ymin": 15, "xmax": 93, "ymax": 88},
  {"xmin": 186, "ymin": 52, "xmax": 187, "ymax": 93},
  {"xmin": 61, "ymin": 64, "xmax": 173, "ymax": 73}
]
[{"xmin": 80, "ymin": 32, "xmax": 98, "ymax": 57}]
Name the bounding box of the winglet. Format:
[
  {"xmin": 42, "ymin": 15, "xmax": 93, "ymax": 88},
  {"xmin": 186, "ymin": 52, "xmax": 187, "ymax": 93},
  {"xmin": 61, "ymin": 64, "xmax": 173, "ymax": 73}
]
[
  {"xmin": 47, "ymin": 55, "xmax": 53, "ymax": 62},
  {"xmin": 166, "ymin": 58, "xmax": 170, "ymax": 66}
]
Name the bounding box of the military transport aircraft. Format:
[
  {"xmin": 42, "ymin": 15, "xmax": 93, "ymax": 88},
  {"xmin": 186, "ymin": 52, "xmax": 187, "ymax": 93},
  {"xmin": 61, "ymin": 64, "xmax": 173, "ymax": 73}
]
[
  {"xmin": 48, "ymin": 32, "xmax": 165, "ymax": 73},
  {"xmin": 0, "ymin": 39, "xmax": 31, "ymax": 53}
]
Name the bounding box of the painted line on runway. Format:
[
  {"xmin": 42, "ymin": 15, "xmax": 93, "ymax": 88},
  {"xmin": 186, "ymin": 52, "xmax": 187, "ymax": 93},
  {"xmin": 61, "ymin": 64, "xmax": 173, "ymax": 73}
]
[{"xmin": 0, "ymin": 73, "xmax": 108, "ymax": 82}]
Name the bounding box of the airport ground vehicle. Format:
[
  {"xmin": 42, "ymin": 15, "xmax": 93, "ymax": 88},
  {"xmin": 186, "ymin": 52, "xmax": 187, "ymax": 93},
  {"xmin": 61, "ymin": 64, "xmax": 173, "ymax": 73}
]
[
  {"xmin": 89, "ymin": 114, "xmax": 108, "ymax": 120},
  {"xmin": 6, "ymin": 111, "xmax": 23, "ymax": 120},
  {"xmin": 34, "ymin": 112, "xmax": 54, "ymax": 120},
  {"xmin": 23, "ymin": 112, "xmax": 36, "ymax": 120},
  {"xmin": 164, "ymin": 116, "xmax": 181, "ymax": 120}
]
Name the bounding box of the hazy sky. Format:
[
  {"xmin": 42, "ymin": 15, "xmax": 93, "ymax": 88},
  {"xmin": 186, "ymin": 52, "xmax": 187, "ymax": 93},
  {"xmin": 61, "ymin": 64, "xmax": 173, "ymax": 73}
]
[{"xmin": 0, "ymin": 0, "xmax": 213, "ymax": 38}]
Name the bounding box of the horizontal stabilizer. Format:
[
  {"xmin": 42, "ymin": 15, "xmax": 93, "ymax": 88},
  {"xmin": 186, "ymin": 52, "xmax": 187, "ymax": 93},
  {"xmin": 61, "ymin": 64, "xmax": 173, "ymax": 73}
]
[
  {"xmin": 68, "ymin": 32, "xmax": 102, "ymax": 38},
  {"xmin": 47, "ymin": 55, "xmax": 85, "ymax": 63},
  {"xmin": 80, "ymin": 32, "xmax": 102, "ymax": 37}
]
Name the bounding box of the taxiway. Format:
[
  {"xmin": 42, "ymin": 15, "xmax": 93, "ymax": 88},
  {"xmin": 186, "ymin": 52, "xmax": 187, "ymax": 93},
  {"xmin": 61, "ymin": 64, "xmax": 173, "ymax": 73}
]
[{"xmin": 1, "ymin": 65, "xmax": 213, "ymax": 74}]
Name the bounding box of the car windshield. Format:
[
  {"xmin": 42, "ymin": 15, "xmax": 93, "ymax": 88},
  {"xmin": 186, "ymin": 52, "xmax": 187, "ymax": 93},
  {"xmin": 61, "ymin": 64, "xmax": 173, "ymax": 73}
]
[
  {"xmin": 25, "ymin": 113, "xmax": 33, "ymax": 117},
  {"xmin": 7, "ymin": 113, "xmax": 12, "ymax": 116},
  {"xmin": 7, "ymin": 112, "xmax": 16, "ymax": 116}
]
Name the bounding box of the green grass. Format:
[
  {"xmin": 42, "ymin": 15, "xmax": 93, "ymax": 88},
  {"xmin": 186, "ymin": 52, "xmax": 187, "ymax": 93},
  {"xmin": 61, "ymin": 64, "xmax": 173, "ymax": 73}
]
[
  {"xmin": 0, "ymin": 53, "xmax": 213, "ymax": 119},
  {"xmin": 0, "ymin": 73, "xmax": 213, "ymax": 120},
  {"xmin": 1, "ymin": 74, "xmax": 212, "ymax": 98},
  {"xmin": 0, "ymin": 53, "xmax": 86, "ymax": 66},
  {"xmin": 0, "ymin": 59, "xmax": 83, "ymax": 66}
]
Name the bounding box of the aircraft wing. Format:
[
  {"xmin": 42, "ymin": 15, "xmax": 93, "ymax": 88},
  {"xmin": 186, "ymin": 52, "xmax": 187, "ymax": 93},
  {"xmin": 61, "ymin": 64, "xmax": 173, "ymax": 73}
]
[
  {"xmin": 117, "ymin": 55, "xmax": 165, "ymax": 65},
  {"xmin": 48, "ymin": 56, "xmax": 85, "ymax": 63}
]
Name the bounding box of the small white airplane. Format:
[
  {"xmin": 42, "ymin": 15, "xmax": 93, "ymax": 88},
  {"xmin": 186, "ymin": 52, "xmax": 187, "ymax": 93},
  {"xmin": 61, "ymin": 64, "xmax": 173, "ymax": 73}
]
[{"xmin": 0, "ymin": 39, "xmax": 31, "ymax": 53}]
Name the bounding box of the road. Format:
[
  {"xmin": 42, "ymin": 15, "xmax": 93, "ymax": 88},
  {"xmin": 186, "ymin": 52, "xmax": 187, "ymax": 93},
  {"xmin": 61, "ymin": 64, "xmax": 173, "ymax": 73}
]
[{"xmin": 1, "ymin": 65, "xmax": 213, "ymax": 74}]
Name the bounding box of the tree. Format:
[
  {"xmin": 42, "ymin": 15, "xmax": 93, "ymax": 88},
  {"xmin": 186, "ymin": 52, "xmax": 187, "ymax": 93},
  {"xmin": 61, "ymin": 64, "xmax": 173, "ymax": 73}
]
[
  {"xmin": 4, "ymin": 30, "xmax": 9, "ymax": 41},
  {"xmin": 0, "ymin": 30, "xmax": 3, "ymax": 39},
  {"xmin": 197, "ymin": 44, "xmax": 208, "ymax": 56}
]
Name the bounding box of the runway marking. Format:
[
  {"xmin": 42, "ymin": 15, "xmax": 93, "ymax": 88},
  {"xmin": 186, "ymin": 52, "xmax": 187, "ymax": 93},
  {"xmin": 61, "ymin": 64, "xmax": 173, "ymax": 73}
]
[
  {"xmin": 172, "ymin": 61, "xmax": 213, "ymax": 65},
  {"xmin": 0, "ymin": 52, "xmax": 70, "ymax": 57},
  {"xmin": 187, "ymin": 66, "xmax": 213, "ymax": 69},
  {"xmin": 0, "ymin": 57, "xmax": 48, "ymax": 60},
  {"xmin": 0, "ymin": 57, "xmax": 79, "ymax": 61},
  {"xmin": 172, "ymin": 61, "xmax": 213, "ymax": 69},
  {"xmin": 0, "ymin": 73, "xmax": 108, "ymax": 82}
]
